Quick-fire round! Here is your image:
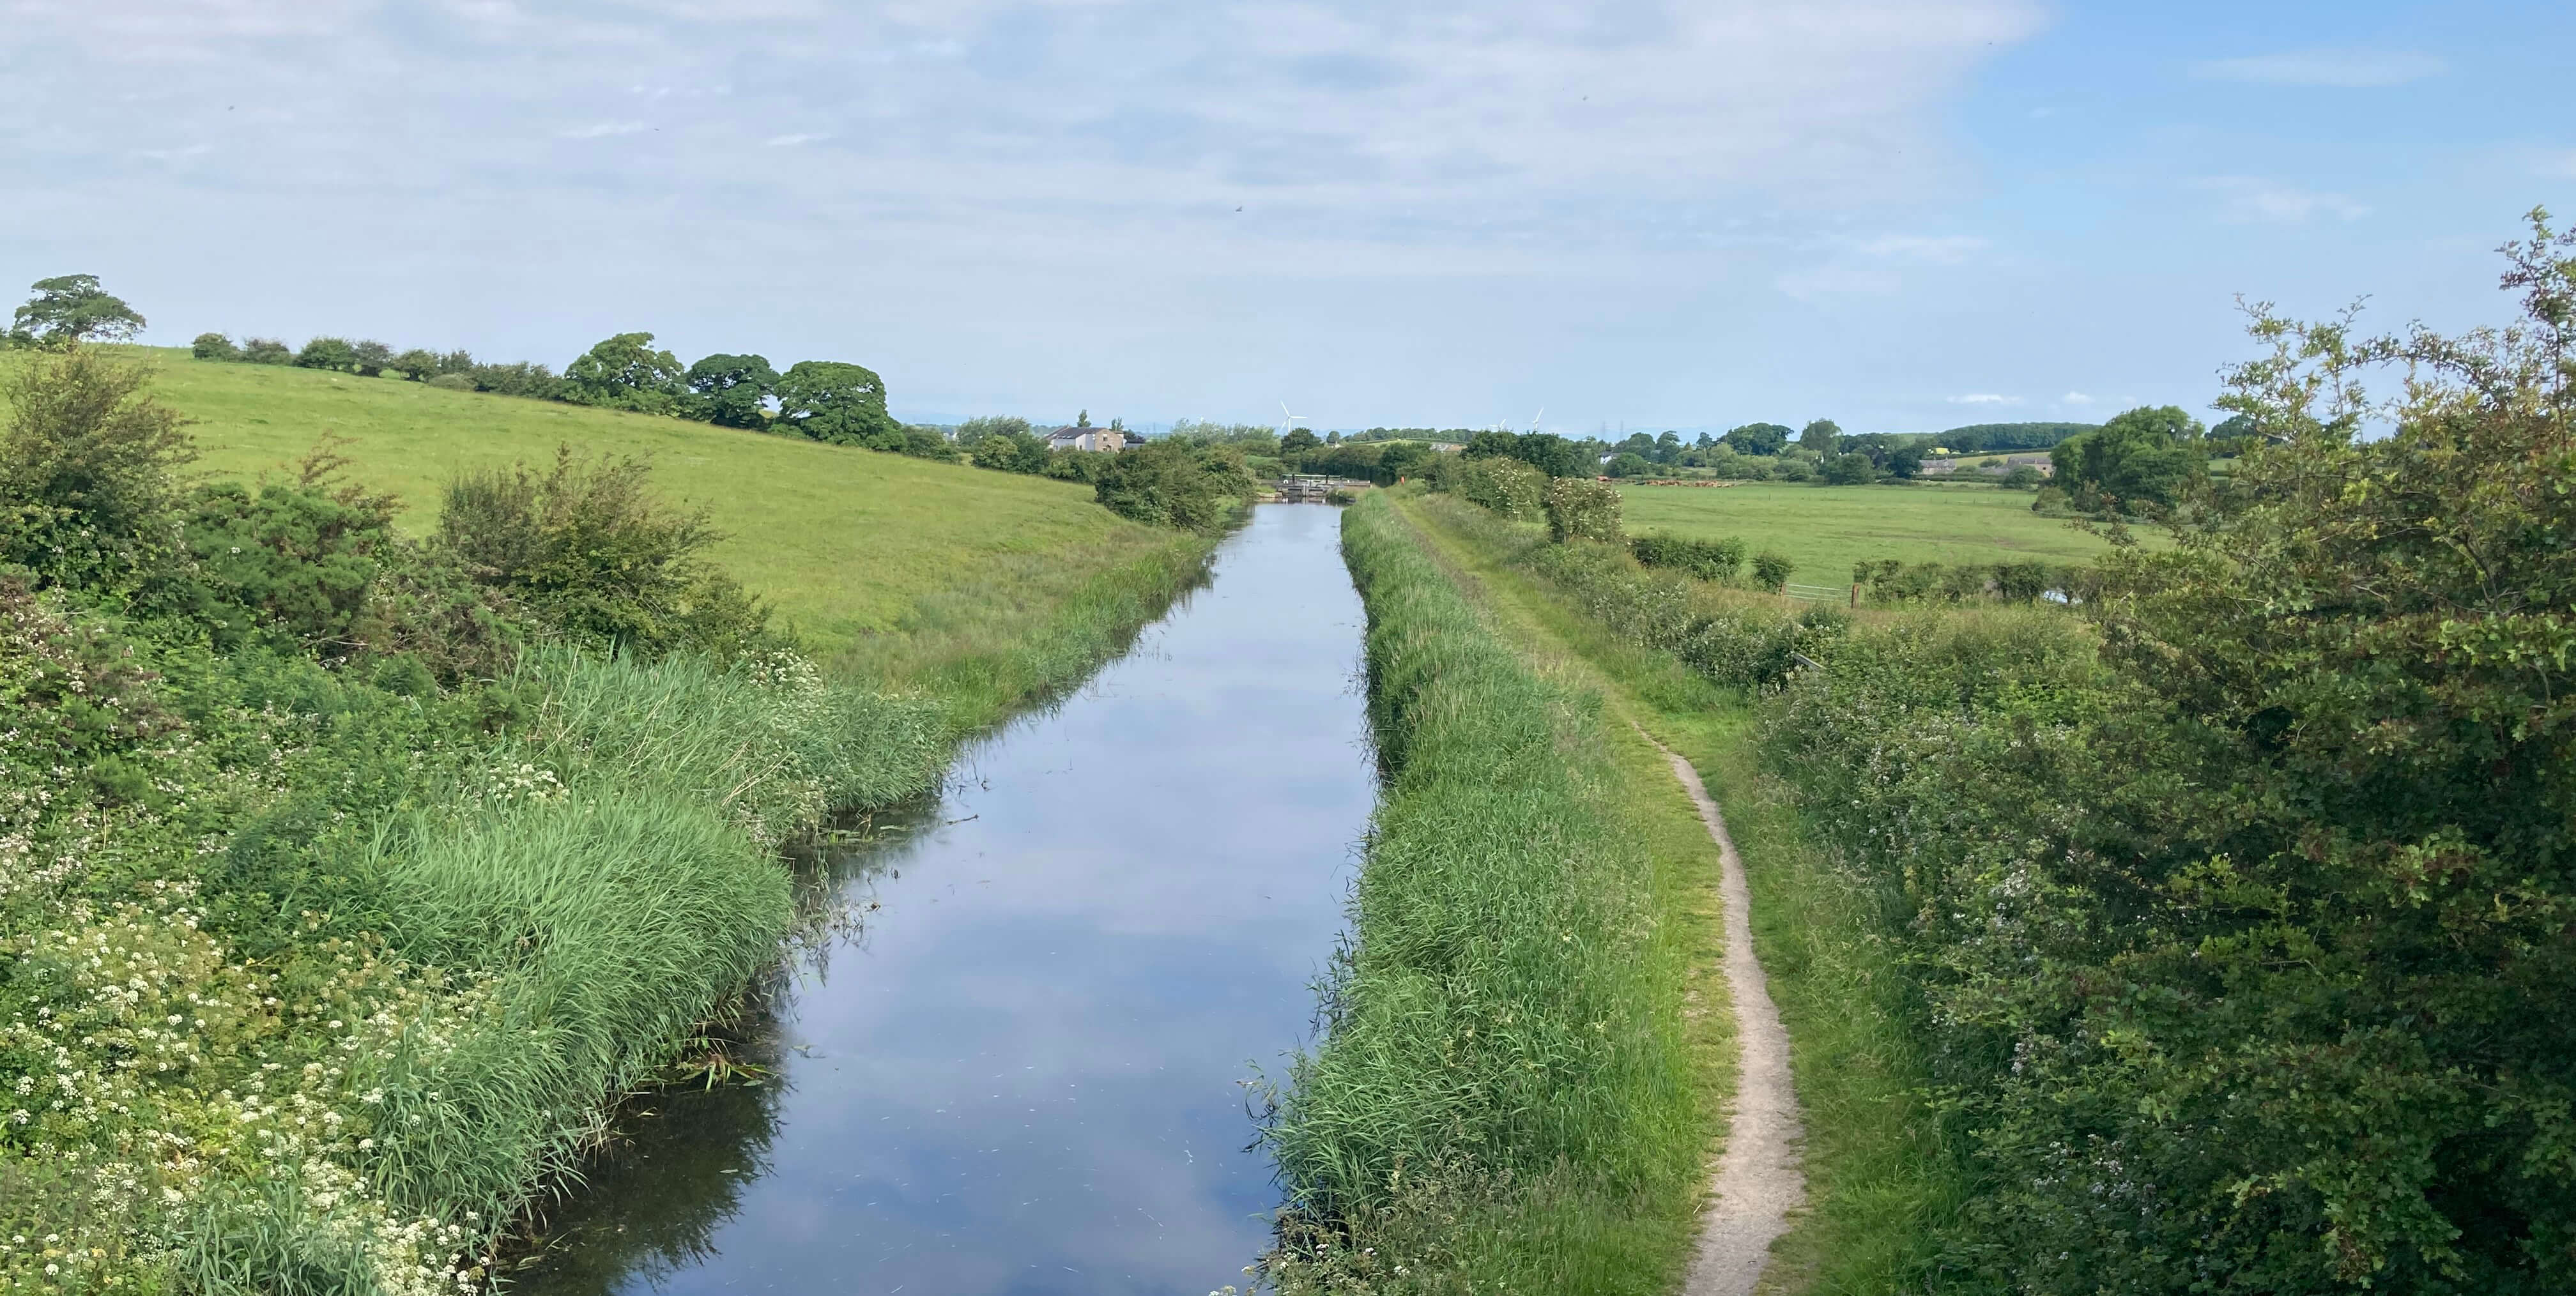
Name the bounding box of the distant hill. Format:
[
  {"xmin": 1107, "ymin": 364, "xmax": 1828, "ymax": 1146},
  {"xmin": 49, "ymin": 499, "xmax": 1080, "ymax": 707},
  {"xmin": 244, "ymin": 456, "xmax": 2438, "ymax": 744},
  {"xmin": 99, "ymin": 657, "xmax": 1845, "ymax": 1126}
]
[{"xmin": 1935, "ymin": 422, "xmax": 2097, "ymax": 454}]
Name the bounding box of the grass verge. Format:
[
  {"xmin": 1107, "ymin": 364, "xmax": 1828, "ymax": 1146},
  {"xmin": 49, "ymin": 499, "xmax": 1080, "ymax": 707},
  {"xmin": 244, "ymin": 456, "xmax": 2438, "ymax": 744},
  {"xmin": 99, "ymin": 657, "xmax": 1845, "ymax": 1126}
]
[
  {"xmin": 1263, "ymin": 492, "xmax": 1726, "ymax": 1295},
  {"xmin": 1403, "ymin": 493, "xmax": 1971, "ymax": 1295}
]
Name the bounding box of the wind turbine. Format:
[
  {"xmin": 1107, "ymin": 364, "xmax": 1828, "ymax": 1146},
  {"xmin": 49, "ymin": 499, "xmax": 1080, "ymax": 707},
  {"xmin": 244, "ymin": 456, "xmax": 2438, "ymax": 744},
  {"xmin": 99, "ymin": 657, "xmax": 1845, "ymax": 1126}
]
[
  {"xmin": 1529, "ymin": 407, "xmax": 1545, "ymax": 432},
  {"xmin": 1280, "ymin": 400, "xmax": 1308, "ymax": 437}
]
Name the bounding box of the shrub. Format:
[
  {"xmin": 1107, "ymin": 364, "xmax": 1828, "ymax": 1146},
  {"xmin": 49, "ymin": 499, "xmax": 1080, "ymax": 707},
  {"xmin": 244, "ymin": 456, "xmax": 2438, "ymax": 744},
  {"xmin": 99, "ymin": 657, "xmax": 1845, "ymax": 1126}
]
[
  {"xmin": 1748, "ymin": 549, "xmax": 1793, "ymax": 591},
  {"xmin": 241, "ymin": 337, "xmax": 293, "ymax": 365},
  {"xmin": 2000, "ymin": 464, "xmax": 2044, "ymax": 489},
  {"xmin": 436, "ymin": 447, "xmax": 771, "ymax": 659},
  {"xmin": 424, "ymin": 373, "xmax": 474, "ymax": 392},
  {"xmin": 1450, "ymin": 455, "xmax": 1546, "ymax": 521},
  {"xmin": 1818, "ymin": 452, "xmax": 1876, "ymax": 485},
  {"xmin": 182, "ymin": 453, "xmax": 403, "ymax": 653},
  {"xmin": 1542, "ymin": 477, "xmax": 1621, "ymax": 544},
  {"xmin": 1629, "ymin": 531, "xmax": 1744, "ymax": 582},
  {"xmin": 295, "ymin": 337, "xmax": 357, "ymax": 372},
  {"xmin": 1091, "ymin": 438, "xmax": 1254, "ymax": 533},
  {"xmin": 0, "ymin": 347, "xmax": 193, "ymax": 590},
  {"xmin": 192, "ymin": 332, "xmax": 240, "ymax": 361}
]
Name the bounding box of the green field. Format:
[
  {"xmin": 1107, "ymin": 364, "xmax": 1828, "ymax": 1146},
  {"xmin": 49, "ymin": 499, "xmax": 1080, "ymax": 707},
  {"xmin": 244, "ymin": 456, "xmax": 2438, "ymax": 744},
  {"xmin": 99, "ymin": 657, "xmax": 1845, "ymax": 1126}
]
[
  {"xmin": 96, "ymin": 347, "xmax": 1183, "ymax": 660},
  {"xmin": 1616, "ymin": 480, "xmax": 2115, "ymax": 588}
]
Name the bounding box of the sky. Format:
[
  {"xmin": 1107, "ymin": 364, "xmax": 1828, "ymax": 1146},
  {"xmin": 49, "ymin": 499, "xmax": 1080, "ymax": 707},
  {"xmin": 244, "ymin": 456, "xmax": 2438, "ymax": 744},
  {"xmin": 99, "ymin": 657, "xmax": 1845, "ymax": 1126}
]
[{"xmin": 6, "ymin": 1, "xmax": 2572, "ymax": 435}]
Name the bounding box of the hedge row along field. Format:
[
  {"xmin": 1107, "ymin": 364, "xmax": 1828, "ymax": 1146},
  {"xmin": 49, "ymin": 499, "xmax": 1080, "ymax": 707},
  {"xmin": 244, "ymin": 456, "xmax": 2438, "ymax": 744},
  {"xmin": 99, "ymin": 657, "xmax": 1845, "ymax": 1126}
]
[
  {"xmin": 1421, "ymin": 220, "xmax": 2576, "ymax": 1292},
  {"xmin": 1260, "ymin": 492, "xmax": 1716, "ymax": 1294},
  {"xmin": 0, "ymin": 349, "xmax": 1212, "ymax": 1294}
]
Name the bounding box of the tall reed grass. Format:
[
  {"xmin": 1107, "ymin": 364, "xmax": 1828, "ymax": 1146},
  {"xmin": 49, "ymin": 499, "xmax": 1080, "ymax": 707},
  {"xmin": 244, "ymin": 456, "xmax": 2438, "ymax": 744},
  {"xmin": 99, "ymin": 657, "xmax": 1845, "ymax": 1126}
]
[{"xmin": 1262, "ymin": 494, "xmax": 1708, "ymax": 1293}]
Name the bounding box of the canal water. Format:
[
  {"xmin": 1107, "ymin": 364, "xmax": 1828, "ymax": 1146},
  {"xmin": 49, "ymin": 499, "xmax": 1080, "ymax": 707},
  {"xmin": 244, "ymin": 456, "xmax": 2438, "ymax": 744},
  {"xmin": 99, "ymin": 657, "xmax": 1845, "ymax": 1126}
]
[{"xmin": 521, "ymin": 504, "xmax": 1374, "ymax": 1296}]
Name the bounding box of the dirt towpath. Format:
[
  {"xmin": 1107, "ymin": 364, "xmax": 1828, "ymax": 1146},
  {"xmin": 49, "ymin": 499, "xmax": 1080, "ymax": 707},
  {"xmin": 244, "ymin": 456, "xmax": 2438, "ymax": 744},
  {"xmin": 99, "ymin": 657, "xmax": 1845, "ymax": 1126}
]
[{"xmin": 1644, "ymin": 731, "xmax": 1807, "ymax": 1296}]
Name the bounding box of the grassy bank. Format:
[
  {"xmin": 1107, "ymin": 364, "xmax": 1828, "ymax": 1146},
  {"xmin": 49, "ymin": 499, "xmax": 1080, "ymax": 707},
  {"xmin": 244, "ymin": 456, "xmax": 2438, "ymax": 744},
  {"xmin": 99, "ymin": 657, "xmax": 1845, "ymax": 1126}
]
[
  {"xmin": 1262, "ymin": 492, "xmax": 1727, "ymax": 1294},
  {"xmin": 1404, "ymin": 494, "xmax": 1971, "ymax": 1293},
  {"xmin": 1614, "ymin": 480, "xmax": 2117, "ymax": 589},
  {"xmin": 0, "ymin": 349, "xmax": 1215, "ymax": 1295}
]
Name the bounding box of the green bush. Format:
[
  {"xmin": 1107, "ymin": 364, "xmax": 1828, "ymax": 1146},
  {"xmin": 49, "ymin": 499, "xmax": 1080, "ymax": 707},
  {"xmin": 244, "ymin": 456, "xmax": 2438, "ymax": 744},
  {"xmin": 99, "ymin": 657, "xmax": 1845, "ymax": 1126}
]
[
  {"xmin": 192, "ymin": 332, "xmax": 241, "ymax": 361},
  {"xmin": 1449, "ymin": 455, "xmax": 1546, "ymax": 521},
  {"xmin": 1090, "ymin": 438, "xmax": 1254, "ymax": 533},
  {"xmin": 436, "ymin": 447, "xmax": 772, "ymax": 660},
  {"xmin": 1542, "ymin": 476, "xmax": 1622, "ymax": 544},
  {"xmin": 0, "ymin": 346, "xmax": 194, "ymax": 591},
  {"xmin": 1747, "ymin": 549, "xmax": 1793, "ymax": 591},
  {"xmin": 1627, "ymin": 531, "xmax": 1743, "ymax": 582}
]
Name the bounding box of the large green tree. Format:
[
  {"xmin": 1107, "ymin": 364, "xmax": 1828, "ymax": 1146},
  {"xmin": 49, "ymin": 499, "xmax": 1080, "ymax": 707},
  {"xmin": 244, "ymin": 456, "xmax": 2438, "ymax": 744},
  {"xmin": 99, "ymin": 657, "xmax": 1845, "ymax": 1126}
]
[
  {"xmin": 1798, "ymin": 418, "xmax": 1843, "ymax": 455},
  {"xmin": 7, "ymin": 275, "xmax": 146, "ymax": 348},
  {"xmin": 775, "ymin": 360, "xmax": 898, "ymax": 448},
  {"xmin": 685, "ymin": 353, "xmax": 779, "ymax": 429},
  {"xmin": 1722, "ymin": 422, "xmax": 1791, "ymax": 455},
  {"xmin": 565, "ymin": 332, "xmax": 686, "ymax": 415},
  {"xmin": 2050, "ymin": 404, "xmax": 2204, "ymax": 514}
]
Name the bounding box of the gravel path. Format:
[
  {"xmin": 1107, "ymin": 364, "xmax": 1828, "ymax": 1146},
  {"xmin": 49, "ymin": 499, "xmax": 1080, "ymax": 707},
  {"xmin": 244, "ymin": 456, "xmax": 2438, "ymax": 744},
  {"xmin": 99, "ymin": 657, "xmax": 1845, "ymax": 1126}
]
[{"xmin": 1647, "ymin": 733, "xmax": 1807, "ymax": 1296}]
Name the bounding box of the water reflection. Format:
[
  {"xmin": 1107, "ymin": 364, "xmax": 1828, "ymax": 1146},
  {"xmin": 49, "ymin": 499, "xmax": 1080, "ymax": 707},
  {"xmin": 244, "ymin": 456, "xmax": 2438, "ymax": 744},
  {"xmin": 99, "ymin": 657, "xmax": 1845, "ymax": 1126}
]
[{"xmin": 517, "ymin": 505, "xmax": 1372, "ymax": 1295}]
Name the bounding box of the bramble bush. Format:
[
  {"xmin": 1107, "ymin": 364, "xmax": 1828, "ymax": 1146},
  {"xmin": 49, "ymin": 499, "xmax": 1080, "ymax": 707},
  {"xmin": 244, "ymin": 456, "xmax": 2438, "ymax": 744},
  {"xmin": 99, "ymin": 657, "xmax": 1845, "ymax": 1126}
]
[
  {"xmin": 1541, "ymin": 477, "xmax": 1622, "ymax": 545},
  {"xmin": 1760, "ymin": 213, "xmax": 2576, "ymax": 1292}
]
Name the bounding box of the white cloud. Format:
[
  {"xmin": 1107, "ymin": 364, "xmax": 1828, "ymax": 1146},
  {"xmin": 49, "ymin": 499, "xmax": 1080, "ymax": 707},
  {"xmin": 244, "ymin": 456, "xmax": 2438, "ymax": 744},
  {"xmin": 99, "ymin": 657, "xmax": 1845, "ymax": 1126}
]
[
  {"xmin": 560, "ymin": 120, "xmax": 648, "ymax": 139},
  {"xmin": 1948, "ymin": 393, "xmax": 2019, "ymax": 405},
  {"xmin": 2191, "ymin": 49, "xmax": 2445, "ymax": 88},
  {"xmin": 2060, "ymin": 391, "xmax": 2094, "ymax": 405},
  {"xmin": 1855, "ymin": 233, "xmax": 1987, "ymax": 263},
  {"xmin": 2194, "ymin": 177, "xmax": 2370, "ymax": 224},
  {"xmin": 764, "ymin": 132, "xmax": 829, "ymax": 148}
]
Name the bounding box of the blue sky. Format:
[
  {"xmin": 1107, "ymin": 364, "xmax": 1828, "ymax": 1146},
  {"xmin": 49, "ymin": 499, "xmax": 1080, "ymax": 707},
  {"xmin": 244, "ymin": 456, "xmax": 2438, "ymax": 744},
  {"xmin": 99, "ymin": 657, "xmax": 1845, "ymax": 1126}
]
[{"xmin": 5, "ymin": 1, "xmax": 2570, "ymax": 434}]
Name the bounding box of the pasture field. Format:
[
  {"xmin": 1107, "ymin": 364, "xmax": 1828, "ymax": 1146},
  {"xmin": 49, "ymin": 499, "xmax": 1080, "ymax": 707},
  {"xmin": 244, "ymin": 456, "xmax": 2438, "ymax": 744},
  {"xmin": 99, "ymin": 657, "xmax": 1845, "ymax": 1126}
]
[
  {"xmin": 92, "ymin": 347, "xmax": 1189, "ymax": 667},
  {"xmin": 1616, "ymin": 478, "xmax": 2116, "ymax": 588}
]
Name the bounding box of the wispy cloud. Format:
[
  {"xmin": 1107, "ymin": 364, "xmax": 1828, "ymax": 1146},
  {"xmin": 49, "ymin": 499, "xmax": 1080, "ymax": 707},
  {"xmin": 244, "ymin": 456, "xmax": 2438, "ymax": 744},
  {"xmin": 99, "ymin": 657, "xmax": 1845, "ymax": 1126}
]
[
  {"xmin": 1856, "ymin": 233, "xmax": 1987, "ymax": 263},
  {"xmin": 1949, "ymin": 393, "xmax": 2020, "ymax": 406},
  {"xmin": 560, "ymin": 120, "xmax": 648, "ymax": 140},
  {"xmin": 2194, "ymin": 176, "xmax": 2370, "ymax": 224},
  {"xmin": 2191, "ymin": 49, "xmax": 2445, "ymax": 88},
  {"xmin": 763, "ymin": 132, "xmax": 829, "ymax": 148},
  {"xmin": 2060, "ymin": 391, "xmax": 2095, "ymax": 406}
]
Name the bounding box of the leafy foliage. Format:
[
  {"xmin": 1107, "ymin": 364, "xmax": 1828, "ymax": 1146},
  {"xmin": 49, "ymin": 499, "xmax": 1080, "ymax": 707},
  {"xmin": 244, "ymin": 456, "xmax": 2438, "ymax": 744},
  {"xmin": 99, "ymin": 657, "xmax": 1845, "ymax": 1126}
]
[
  {"xmin": 1542, "ymin": 478, "xmax": 1623, "ymax": 544},
  {"xmin": 1090, "ymin": 438, "xmax": 1254, "ymax": 533},
  {"xmin": 1628, "ymin": 531, "xmax": 1744, "ymax": 581},
  {"xmin": 684, "ymin": 353, "xmax": 778, "ymax": 429},
  {"xmin": 436, "ymin": 448, "xmax": 771, "ymax": 659},
  {"xmin": 1747, "ymin": 549, "xmax": 1794, "ymax": 591},
  {"xmin": 0, "ymin": 347, "xmax": 194, "ymax": 591},
  {"xmin": 2049, "ymin": 404, "xmax": 2205, "ymax": 515},
  {"xmin": 775, "ymin": 360, "xmax": 897, "ymax": 448},
  {"xmin": 564, "ymin": 332, "xmax": 686, "ymax": 415},
  {"xmin": 7, "ymin": 275, "xmax": 146, "ymax": 348},
  {"xmin": 1451, "ymin": 455, "xmax": 1547, "ymax": 521}
]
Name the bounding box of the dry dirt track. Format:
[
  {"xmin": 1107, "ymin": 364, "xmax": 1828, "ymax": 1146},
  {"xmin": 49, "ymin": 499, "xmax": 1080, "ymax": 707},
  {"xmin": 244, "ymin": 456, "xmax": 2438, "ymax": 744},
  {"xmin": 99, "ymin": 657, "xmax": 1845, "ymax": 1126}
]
[{"xmin": 1644, "ymin": 733, "xmax": 1808, "ymax": 1296}]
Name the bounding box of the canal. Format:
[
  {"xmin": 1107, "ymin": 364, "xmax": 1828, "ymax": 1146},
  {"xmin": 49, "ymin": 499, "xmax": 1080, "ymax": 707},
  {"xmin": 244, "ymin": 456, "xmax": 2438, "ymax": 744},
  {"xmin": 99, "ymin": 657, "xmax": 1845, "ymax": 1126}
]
[{"xmin": 521, "ymin": 504, "xmax": 1373, "ymax": 1295}]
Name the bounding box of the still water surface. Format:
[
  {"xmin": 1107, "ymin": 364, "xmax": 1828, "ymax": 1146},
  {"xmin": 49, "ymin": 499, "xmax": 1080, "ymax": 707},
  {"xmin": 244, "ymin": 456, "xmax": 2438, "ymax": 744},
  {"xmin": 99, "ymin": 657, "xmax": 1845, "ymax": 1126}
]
[{"xmin": 521, "ymin": 505, "xmax": 1372, "ymax": 1295}]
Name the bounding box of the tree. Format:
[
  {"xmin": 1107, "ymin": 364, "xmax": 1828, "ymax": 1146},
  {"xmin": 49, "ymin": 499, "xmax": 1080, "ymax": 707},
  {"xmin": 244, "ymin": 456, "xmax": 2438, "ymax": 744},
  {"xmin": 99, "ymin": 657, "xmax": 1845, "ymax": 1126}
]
[
  {"xmin": 565, "ymin": 332, "xmax": 686, "ymax": 414},
  {"xmin": 1280, "ymin": 428, "xmax": 1322, "ymax": 453},
  {"xmin": 8, "ymin": 275, "xmax": 146, "ymax": 348},
  {"xmin": 1654, "ymin": 431, "xmax": 1682, "ymax": 462},
  {"xmin": 1722, "ymin": 422, "xmax": 1791, "ymax": 456},
  {"xmin": 1605, "ymin": 452, "xmax": 1654, "ymax": 478},
  {"xmin": 295, "ymin": 337, "xmax": 358, "ymax": 372},
  {"xmin": 972, "ymin": 430, "xmax": 1048, "ymax": 473},
  {"xmin": 1819, "ymin": 452, "xmax": 1878, "ymax": 485},
  {"xmin": 192, "ymin": 332, "xmax": 240, "ymax": 361},
  {"xmin": 1798, "ymin": 418, "xmax": 1843, "ymax": 455},
  {"xmin": 685, "ymin": 353, "xmax": 779, "ymax": 429},
  {"xmin": 241, "ymin": 338, "xmax": 293, "ymax": 365},
  {"xmin": 2049, "ymin": 404, "xmax": 2204, "ymax": 514},
  {"xmin": 1076, "ymin": 408, "xmax": 1091, "ymax": 428},
  {"xmin": 956, "ymin": 415, "xmax": 1033, "ymax": 448},
  {"xmin": 776, "ymin": 360, "xmax": 897, "ymax": 448},
  {"xmin": 1374, "ymin": 441, "xmax": 1438, "ymax": 484},
  {"xmin": 350, "ymin": 340, "xmax": 395, "ymax": 377},
  {"xmin": 390, "ymin": 348, "xmax": 442, "ymax": 381}
]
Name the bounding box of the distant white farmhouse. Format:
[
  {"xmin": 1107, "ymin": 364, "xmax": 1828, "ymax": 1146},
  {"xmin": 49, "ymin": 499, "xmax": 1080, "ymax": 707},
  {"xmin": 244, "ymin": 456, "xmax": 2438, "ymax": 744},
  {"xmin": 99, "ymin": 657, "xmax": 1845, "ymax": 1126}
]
[{"xmin": 1045, "ymin": 426, "xmax": 1128, "ymax": 453}]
